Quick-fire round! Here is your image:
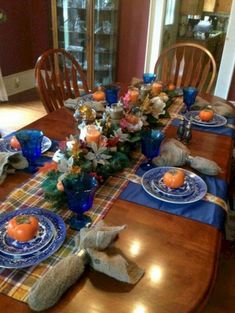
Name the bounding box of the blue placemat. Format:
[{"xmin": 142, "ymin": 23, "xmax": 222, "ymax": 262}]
[
  {"xmin": 171, "ymin": 117, "xmax": 235, "ymax": 138},
  {"xmin": 119, "ymin": 166, "xmax": 227, "ymax": 230}
]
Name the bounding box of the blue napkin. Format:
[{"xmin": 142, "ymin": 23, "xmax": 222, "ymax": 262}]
[
  {"xmin": 119, "ymin": 166, "xmax": 227, "ymax": 230},
  {"xmin": 171, "ymin": 117, "xmax": 235, "ymax": 138}
]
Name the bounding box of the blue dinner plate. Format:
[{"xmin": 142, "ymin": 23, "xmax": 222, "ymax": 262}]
[
  {"xmin": 185, "ymin": 111, "xmax": 227, "ymax": 128},
  {"xmin": 0, "ymin": 208, "xmax": 66, "ymax": 268},
  {"xmin": 142, "ymin": 167, "xmax": 207, "ymax": 204},
  {"xmin": 0, "ymin": 136, "xmax": 52, "ymax": 154}
]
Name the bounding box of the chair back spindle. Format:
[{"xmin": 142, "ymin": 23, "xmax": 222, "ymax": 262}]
[
  {"xmin": 154, "ymin": 43, "xmax": 217, "ymax": 93},
  {"xmin": 35, "ymin": 48, "xmax": 89, "ymax": 113}
]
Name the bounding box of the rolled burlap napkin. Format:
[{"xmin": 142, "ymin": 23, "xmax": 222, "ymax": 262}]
[
  {"xmin": 0, "ymin": 151, "xmax": 28, "ymax": 184},
  {"xmin": 191, "ymin": 97, "xmax": 234, "ymax": 118},
  {"xmin": 27, "ymin": 221, "xmax": 144, "ymax": 311},
  {"xmin": 153, "ymin": 138, "xmax": 221, "ymax": 176},
  {"xmin": 153, "ymin": 138, "xmax": 189, "ymax": 167}
]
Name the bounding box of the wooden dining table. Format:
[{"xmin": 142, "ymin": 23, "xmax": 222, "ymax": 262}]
[{"xmin": 0, "ymin": 94, "xmax": 234, "ymax": 313}]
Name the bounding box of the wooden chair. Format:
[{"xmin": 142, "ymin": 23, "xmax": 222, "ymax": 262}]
[
  {"xmin": 35, "ymin": 48, "xmax": 89, "ymax": 113},
  {"xmin": 154, "ymin": 43, "xmax": 217, "ymax": 93}
]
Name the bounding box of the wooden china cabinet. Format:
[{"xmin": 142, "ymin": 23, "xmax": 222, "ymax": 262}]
[
  {"xmin": 51, "ymin": 0, "xmax": 119, "ymax": 90},
  {"xmin": 180, "ymin": 0, "xmax": 204, "ymax": 15}
]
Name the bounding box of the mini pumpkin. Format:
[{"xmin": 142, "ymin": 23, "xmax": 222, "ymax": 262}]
[
  {"xmin": 7, "ymin": 215, "xmax": 39, "ymax": 242},
  {"xmin": 199, "ymin": 109, "xmax": 214, "ymax": 122},
  {"xmin": 93, "ymin": 87, "xmax": 105, "ymax": 102},
  {"xmin": 151, "ymin": 81, "xmax": 163, "ymax": 96},
  {"xmin": 163, "ymin": 169, "xmax": 185, "ymax": 189},
  {"xmin": 125, "ymin": 114, "xmax": 139, "ymax": 125},
  {"xmin": 10, "ymin": 136, "xmax": 21, "ymax": 150},
  {"xmin": 167, "ymin": 82, "xmax": 176, "ymax": 91},
  {"xmin": 128, "ymin": 88, "xmax": 139, "ymax": 103}
]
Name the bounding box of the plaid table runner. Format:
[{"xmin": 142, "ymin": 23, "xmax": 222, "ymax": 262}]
[
  {"xmin": 0, "ymin": 96, "xmax": 184, "ymax": 302},
  {"xmin": 0, "ymin": 154, "xmax": 143, "ymax": 302}
]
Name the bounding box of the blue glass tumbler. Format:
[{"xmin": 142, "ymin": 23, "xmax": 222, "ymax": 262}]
[
  {"xmin": 143, "ymin": 73, "xmax": 156, "ymax": 84},
  {"xmin": 63, "ymin": 174, "xmax": 98, "ymax": 230},
  {"xmin": 183, "ymin": 87, "xmax": 198, "ymax": 111},
  {"xmin": 141, "ymin": 129, "xmax": 165, "ymax": 170},
  {"xmin": 15, "ymin": 129, "xmax": 43, "ymax": 173},
  {"xmin": 105, "ymin": 85, "xmax": 120, "ymax": 105}
]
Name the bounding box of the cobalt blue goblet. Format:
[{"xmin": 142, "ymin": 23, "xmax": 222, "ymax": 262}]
[
  {"xmin": 63, "ymin": 173, "xmax": 98, "ymax": 230},
  {"xmin": 183, "ymin": 87, "xmax": 198, "ymax": 111},
  {"xmin": 141, "ymin": 129, "xmax": 165, "ymax": 170},
  {"xmin": 143, "ymin": 73, "xmax": 156, "ymax": 84},
  {"xmin": 105, "ymin": 85, "xmax": 120, "ymax": 105},
  {"xmin": 15, "ymin": 129, "xmax": 43, "ymax": 173}
]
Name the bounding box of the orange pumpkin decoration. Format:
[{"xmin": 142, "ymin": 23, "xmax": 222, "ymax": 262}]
[
  {"xmin": 10, "ymin": 136, "xmax": 21, "ymax": 150},
  {"xmin": 129, "ymin": 88, "xmax": 139, "ymax": 103},
  {"xmin": 7, "ymin": 215, "xmax": 39, "ymax": 242},
  {"xmin": 163, "ymin": 169, "xmax": 185, "ymax": 189},
  {"xmin": 93, "ymin": 87, "xmax": 105, "ymax": 101},
  {"xmin": 167, "ymin": 83, "xmax": 176, "ymax": 91},
  {"xmin": 125, "ymin": 114, "xmax": 139, "ymax": 125},
  {"xmin": 199, "ymin": 109, "xmax": 214, "ymax": 122},
  {"xmin": 151, "ymin": 81, "xmax": 163, "ymax": 96},
  {"xmin": 56, "ymin": 181, "xmax": 64, "ymax": 191}
]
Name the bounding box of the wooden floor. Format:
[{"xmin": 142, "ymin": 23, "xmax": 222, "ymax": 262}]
[
  {"xmin": 0, "ymin": 89, "xmax": 46, "ymax": 136},
  {"xmin": 0, "ymin": 89, "xmax": 234, "ymax": 312}
]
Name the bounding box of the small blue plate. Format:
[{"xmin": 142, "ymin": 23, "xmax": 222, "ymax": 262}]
[
  {"xmin": 142, "ymin": 167, "xmax": 207, "ymax": 204},
  {"xmin": 0, "ymin": 208, "xmax": 66, "ymax": 269}
]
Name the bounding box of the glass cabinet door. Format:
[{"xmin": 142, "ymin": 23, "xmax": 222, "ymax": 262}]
[
  {"xmin": 94, "ymin": 0, "xmax": 119, "ymax": 86},
  {"xmin": 52, "ymin": 0, "xmax": 119, "ymax": 88},
  {"xmin": 56, "ymin": 0, "xmax": 89, "ymax": 84}
]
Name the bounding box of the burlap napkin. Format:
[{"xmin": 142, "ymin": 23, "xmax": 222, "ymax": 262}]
[
  {"xmin": 0, "ymin": 151, "xmax": 28, "ymax": 184},
  {"xmin": 191, "ymin": 96, "xmax": 235, "ymax": 118},
  {"xmin": 64, "ymin": 94, "xmax": 93, "ymax": 110},
  {"xmin": 153, "ymin": 138, "xmax": 221, "ymax": 176},
  {"xmin": 27, "ymin": 221, "xmax": 144, "ymax": 311}
]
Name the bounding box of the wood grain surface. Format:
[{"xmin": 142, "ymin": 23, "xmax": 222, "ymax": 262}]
[{"xmin": 0, "ymin": 94, "xmax": 233, "ymax": 313}]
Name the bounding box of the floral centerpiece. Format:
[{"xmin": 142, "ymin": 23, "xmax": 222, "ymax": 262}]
[{"xmin": 42, "ymin": 79, "xmax": 179, "ymax": 207}]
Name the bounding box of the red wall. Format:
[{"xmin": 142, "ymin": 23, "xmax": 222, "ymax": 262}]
[
  {"xmin": 116, "ymin": 0, "xmax": 150, "ymax": 93},
  {"xmin": 0, "ymin": 0, "xmax": 52, "ymax": 76}
]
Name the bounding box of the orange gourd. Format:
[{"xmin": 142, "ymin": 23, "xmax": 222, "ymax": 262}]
[
  {"xmin": 163, "ymin": 169, "xmax": 185, "ymax": 189},
  {"xmin": 199, "ymin": 109, "xmax": 214, "ymax": 122},
  {"xmin": 128, "ymin": 88, "xmax": 139, "ymax": 103},
  {"xmin": 10, "ymin": 136, "xmax": 21, "ymax": 150},
  {"xmin": 93, "ymin": 87, "xmax": 105, "ymax": 101},
  {"xmin": 151, "ymin": 81, "xmax": 163, "ymax": 95},
  {"xmin": 7, "ymin": 215, "xmax": 39, "ymax": 242}
]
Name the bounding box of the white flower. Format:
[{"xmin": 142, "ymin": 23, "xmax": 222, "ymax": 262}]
[
  {"xmin": 159, "ymin": 92, "xmax": 169, "ymax": 102},
  {"xmin": 150, "ymin": 97, "xmax": 166, "ymax": 119},
  {"xmin": 58, "ymin": 155, "xmax": 74, "ymax": 173},
  {"xmin": 85, "ymin": 142, "xmax": 112, "ymax": 169},
  {"xmin": 113, "ymin": 128, "xmax": 130, "ymax": 142}
]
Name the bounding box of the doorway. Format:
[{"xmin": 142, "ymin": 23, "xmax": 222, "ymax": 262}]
[{"xmin": 145, "ymin": 0, "xmax": 235, "ymax": 99}]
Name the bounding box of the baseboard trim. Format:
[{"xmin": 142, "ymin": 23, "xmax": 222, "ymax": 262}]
[{"xmin": 3, "ymin": 69, "xmax": 35, "ymax": 96}]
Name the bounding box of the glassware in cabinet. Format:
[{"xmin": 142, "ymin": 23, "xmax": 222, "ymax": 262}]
[{"xmin": 51, "ymin": 0, "xmax": 119, "ymax": 89}]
